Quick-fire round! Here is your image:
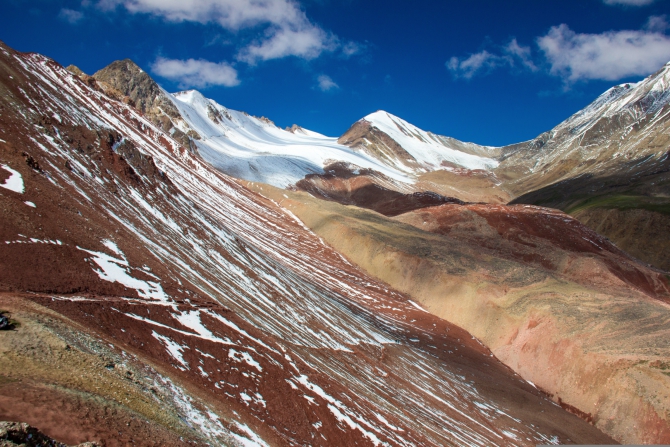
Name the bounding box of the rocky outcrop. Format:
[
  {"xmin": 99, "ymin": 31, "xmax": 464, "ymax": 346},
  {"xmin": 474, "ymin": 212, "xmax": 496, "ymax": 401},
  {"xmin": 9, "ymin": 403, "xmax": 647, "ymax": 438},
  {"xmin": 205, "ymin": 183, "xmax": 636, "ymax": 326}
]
[
  {"xmin": 0, "ymin": 421, "xmax": 100, "ymax": 447},
  {"xmin": 92, "ymin": 59, "xmax": 195, "ymax": 151},
  {"xmin": 338, "ymin": 119, "xmax": 422, "ymax": 171},
  {"xmin": 64, "ymin": 65, "xmax": 86, "ymax": 77}
]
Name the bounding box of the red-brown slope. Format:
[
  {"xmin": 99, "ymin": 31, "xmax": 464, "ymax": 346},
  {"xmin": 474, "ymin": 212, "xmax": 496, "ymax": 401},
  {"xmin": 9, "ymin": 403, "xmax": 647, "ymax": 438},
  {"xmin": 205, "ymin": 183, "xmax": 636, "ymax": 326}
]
[
  {"xmin": 0, "ymin": 41, "xmax": 614, "ymax": 446},
  {"xmin": 395, "ymin": 203, "xmax": 670, "ymax": 299},
  {"xmin": 295, "ymin": 163, "xmax": 464, "ymax": 217},
  {"xmin": 261, "ymin": 187, "xmax": 669, "ymax": 443}
]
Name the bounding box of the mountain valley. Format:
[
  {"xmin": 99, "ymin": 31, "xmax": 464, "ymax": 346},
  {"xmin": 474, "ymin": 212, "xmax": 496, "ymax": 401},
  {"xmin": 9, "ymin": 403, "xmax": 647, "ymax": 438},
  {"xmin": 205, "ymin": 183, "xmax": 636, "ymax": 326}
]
[{"xmin": 1, "ymin": 39, "xmax": 670, "ymax": 446}]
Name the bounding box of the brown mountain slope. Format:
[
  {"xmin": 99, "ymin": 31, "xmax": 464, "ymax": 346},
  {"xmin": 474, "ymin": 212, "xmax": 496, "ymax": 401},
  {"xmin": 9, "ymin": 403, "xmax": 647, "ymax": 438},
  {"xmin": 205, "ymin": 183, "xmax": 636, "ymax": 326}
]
[
  {"xmin": 248, "ymin": 182, "xmax": 670, "ymax": 445},
  {"xmin": 0, "ymin": 41, "xmax": 613, "ymax": 446},
  {"xmin": 501, "ymin": 70, "xmax": 670, "ymax": 271},
  {"xmin": 295, "ymin": 162, "xmax": 465, "ymax": 216}
]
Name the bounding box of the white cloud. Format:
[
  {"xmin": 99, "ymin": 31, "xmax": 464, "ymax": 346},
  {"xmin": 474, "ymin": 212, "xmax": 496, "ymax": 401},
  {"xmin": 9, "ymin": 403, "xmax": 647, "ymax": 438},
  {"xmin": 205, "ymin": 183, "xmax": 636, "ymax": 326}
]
[
  {"xmin": 59, "ymin": 8, "xmax": 84, "ymax": 24},
  {"xmin": 645, "ymin": 15, "xmax": 669, "ymax": 33},
  {"xmin": 151, "ymin": 57, "xmax": 240, "ymax": 88},
  {"xmin": 447, "ymin": 40, "xmax": 536, "ymax": 78},
  {"xmin": 504, "ymin": 39, "xmax": 537, "ymax": 71},
  {"xmin": 537, "ymin": 23, "xmax": 670, "ymax": 82},
  {"xmin": 447, "ymin": 50, "xmax": 500, "ymax": 79},
  {"xmin": 96, "ymin": 0, "xmax": 357, "ymax": 63},
  {"xmin": 237, "ymin": 25, "xmax": 337, "ymax": 64},
  {"xmin": 316, "ymin": 74, "xmax": 338, "ymax": 91},
  {"xmin": 603, "ymin": 0, "xmax": 655, "ymax": 6},
  {"xmin": 342, "ymin": 41, "xmax": 365, "ymax": 58}
]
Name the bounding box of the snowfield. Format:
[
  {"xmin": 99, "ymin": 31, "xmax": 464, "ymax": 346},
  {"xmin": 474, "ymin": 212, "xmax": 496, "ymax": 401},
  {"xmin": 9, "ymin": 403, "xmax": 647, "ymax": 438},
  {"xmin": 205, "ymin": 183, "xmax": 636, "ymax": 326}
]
[{"xmin": 167, "ymin": 90, "xmax": 498, "ymax": 188}]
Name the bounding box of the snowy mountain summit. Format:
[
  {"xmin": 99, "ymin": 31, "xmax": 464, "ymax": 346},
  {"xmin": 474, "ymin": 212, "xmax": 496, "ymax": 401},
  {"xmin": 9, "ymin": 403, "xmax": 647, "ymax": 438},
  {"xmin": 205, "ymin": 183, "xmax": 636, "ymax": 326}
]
[{"xmin": 165, "ymin": 92, "xmax": 499, "ymax": 188}]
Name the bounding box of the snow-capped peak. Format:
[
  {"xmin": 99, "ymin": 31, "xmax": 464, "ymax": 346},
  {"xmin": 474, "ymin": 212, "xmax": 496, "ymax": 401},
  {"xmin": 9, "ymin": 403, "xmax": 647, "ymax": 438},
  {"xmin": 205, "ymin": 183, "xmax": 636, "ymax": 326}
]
[{"xmin": 361, "ymin": 110, "xmax": 499, "ymax": 171}]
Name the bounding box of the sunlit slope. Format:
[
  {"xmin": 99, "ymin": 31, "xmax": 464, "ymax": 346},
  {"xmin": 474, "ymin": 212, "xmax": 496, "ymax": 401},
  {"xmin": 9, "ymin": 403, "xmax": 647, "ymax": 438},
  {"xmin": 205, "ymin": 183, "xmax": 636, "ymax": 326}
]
[{"xmin": 248, "ymin": 181, "xmax": 670, "ymax": 445}]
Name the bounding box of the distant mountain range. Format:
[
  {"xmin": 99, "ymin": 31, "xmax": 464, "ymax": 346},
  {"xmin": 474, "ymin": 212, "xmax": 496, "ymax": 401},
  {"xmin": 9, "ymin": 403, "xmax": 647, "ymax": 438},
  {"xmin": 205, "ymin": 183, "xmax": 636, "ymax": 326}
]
[
  {"xmin": 2, "ymin": 39, "xmax": 670, "ymax": 446},
  {"xmin": 88, "ymin": 56, "xmax": 670, "ymax": 271}
]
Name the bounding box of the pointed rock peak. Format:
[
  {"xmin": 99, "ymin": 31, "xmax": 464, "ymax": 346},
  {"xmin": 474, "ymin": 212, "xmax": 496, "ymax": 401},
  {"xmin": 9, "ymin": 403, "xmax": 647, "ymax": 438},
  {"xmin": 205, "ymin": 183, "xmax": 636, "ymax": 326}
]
[
  {"xmin": 65, "ymin": 65, "xmax": 86, "ymax": 77},
  {"xmin": 93, "ymin": 58, "xmax": 154, "ymax": 92},
  {"xmin": 92, "ymin": 59, "xmax": 167, "ymax": 116},
  {"xmin": 95, "ymin": 58, "xmax": 144, "ymax": 77}
]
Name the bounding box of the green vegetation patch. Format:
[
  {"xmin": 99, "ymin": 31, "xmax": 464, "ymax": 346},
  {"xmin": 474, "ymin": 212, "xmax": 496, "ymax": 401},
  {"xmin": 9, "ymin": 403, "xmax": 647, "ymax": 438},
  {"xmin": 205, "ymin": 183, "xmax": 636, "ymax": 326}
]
[{"xmin": 565, "ymin": 194, "xmax": 670, "ymax": 216}]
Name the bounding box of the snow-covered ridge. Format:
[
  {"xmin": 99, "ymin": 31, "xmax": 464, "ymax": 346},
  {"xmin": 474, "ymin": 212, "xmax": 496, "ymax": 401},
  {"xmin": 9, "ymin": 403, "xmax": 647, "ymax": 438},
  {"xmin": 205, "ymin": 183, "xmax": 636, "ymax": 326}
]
[
  {"xmin": 362, "ymin": 111, "xmax": 500, "ymax": 171},
  {"xmin": 166, "ymin": 91, "xmax": 499, "ymax": 188},
  {"xmin": 556, "ymin": 62, "xmax": 670, "ymax": 139},
  {"xmin": 167, "ymin": 90, "xmax": 413, "ymax": 188}
]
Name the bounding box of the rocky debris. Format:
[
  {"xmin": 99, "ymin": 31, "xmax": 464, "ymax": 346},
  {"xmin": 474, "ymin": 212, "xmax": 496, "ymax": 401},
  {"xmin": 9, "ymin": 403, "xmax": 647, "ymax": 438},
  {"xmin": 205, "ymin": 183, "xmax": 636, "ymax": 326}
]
[
  {"xmin": 0, "ymin": 314, "xmax": 9, "ymax": 330},
  {"xmin": 0, "ymin": 422, "xmax": 100, "ymax": 447},
  {"xmin": 255, "ymin": 116, "xmax": 275, "ymax": 126}
]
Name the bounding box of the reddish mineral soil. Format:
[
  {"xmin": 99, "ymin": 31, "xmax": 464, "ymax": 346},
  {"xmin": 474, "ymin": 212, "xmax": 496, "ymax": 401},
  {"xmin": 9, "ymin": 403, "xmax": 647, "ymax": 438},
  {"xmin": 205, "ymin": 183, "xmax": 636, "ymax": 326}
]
[
  {"xmin": 295, "ymin": 162, "xmax": 464, "ymax": 217},
  {"xmin": 252, "ymin": 182, "xmax": 670, "ymax": 445}
]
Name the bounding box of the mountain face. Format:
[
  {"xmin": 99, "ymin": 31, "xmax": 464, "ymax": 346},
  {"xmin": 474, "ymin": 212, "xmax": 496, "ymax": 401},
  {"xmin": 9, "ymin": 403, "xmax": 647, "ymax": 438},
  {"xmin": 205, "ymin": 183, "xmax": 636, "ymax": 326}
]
[
  {"xmin": 338, "ymin": 111, "xmax": 500, "ymax": 173},
  {"xmin": 91, "ymin": 62, "xmax": 504, "ymax": 199},
  {"xmin": 0, "ymin": 41, "xmax": 621, "ymax": 446},
  {"xmin": 500, "ymin": 65, "xmax": 670, "ymax": 195},
  {"xmin": 504, "ymin": 66, "xmax": 670, "ymax": 271}
]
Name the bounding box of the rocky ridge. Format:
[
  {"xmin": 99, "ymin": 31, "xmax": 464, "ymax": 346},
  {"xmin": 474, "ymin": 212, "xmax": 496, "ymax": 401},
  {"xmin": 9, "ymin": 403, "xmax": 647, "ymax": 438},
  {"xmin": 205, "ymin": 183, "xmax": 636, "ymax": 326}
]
[{"xmin": 90, "ymin": 59, "xmax": 199, "ymax": 152}]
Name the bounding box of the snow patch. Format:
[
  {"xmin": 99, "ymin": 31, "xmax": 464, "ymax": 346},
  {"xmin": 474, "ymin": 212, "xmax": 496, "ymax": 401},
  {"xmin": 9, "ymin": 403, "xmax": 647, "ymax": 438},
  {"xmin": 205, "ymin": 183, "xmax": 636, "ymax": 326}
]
[
  {"xmin": 78, "ymin": 246, "xmax": 168, "ymax": 301},
  {"xmin": 0, "ymin": 164, "xmax": 24, "ymax": 193},
  {"xmin": 152, "ymin": 331, "xmax": 189, "ymax": 370},
  {"xmin": 228, "ymin": 349, "xmax": 263, "ymax": 372}
]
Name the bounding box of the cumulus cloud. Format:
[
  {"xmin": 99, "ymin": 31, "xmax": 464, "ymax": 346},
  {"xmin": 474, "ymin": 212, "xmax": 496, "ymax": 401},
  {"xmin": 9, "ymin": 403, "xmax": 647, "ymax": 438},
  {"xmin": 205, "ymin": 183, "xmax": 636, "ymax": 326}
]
[
  {"xmin": 447, "ymin": 51, "xmax": 500, "ymax": 79},
  {"xmin": 537, "ymin": 23, "xmax": 670, "ymax": 82},
  {"xmin": 237, "ymin": 25, "xmax": 337, "ymax": 64},
  {"xmin": 603, "ymin": 0, "xmax": 655, "ymax": 6},
  {"xmin": 447, "ymin": 39, "xmax": 536, "ymax": 79},
  {"xmin": 151, "ymin": 57, "xmax": 240, "ymax": 88},
  {"xmin": 316, "ymin": 74, "xmax": 338, "ymax": 91},
  {"xmin": 448, "ymin": 19, "xmax": 670, "ymax": 85},
  {"xmin": 96, "ymin": 0, "xmax": 357, "ymax": 63},
  {"xmin": 59, "ymin": 8, "xmax": 84, "ymax": 23}
]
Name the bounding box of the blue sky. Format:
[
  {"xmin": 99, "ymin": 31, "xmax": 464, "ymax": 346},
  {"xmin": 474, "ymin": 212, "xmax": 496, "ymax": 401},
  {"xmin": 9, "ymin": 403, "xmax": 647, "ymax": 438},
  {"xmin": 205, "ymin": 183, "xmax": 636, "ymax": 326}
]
[{"xmin": 2, "ymin": 0, "xmax": 670, "ymax": 145}]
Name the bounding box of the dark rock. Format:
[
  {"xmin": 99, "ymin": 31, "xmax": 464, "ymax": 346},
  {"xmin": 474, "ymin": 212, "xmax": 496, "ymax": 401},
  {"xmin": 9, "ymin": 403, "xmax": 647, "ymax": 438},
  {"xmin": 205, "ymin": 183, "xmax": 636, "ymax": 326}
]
[{"xmin": 0, "ymin": 421, "xmax": 101, "ymax": 446}]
